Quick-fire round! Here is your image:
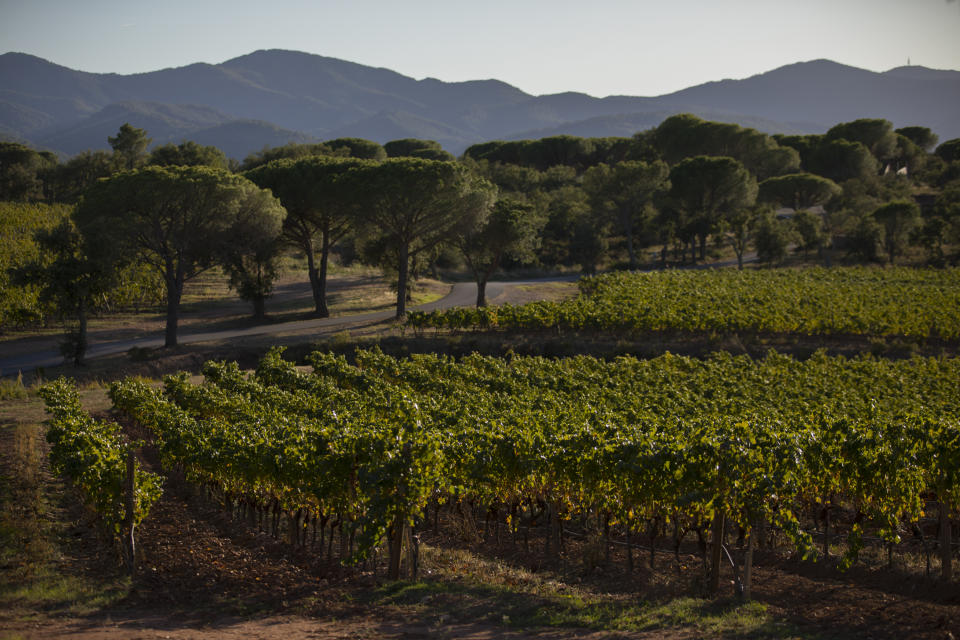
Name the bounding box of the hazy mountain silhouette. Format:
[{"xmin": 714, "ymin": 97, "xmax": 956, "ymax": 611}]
[{"xmin": 1, "ymin": 50, "xmax": 957, "ymax": 158}]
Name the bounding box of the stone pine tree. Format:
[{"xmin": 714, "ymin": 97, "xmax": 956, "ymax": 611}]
[
  {"xmin": 667, "ymin": 156, "xmax": 757, "ymax": 262},
  {"xmin": 454, "ymin": 198, "xmax": 542, "ymax": 307},
  {"xmin": 108, "ymin": 123, "xmax": 152, "ymax": 171},
  {"xmin": 245, "ymin": 156, "xmax": 365, "ymax": 317},
  {"xmin": 74, "ymin": 166, "xmax": 285, "ymax": 347},
  {"xmin": 346, "ymin": 158, "xmax": 495, "ymax": 317},
  {"xmin": 873, "ymin": 200, "xmax": 921, "ymax": 264},
  {"xmin": 758, "ymin": 173, "xmax": 841, "ymax": 212},
  {"xmin": 583, "ymin": 160, "xmax": 669, "ymax": 269}
]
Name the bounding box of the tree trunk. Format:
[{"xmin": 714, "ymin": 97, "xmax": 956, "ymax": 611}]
[
  {"xmin": 164, "ymin": 271, "xmax": 183, "ymax": 348},
  {"xmin": 75, "ymin": 300, "xmax": 88, "ymax": 365},
  {"xmin": 731, "ymin": 235, "xmax": 745, "ymax": 270},
  {"xmin": 476, "ymin": 279, "xmax": 488, "ymax": 307},
  {"xmin": 304, "ymin": 241, "xmax": 328, "ymax": 317},
  {"xmin": 252, "ymin": 295, "xmax": 266, "ymax": 321},
  {"xmin": 624, "ymin": 218, "xmax": 637, "ymax": 270},
  {"xmin": 318, "ymin": 226, "xmax": 331, "ymax": 317},
  {"xmin": 395, "ymin": 242, "xmax": 409, "ymax": 318}
]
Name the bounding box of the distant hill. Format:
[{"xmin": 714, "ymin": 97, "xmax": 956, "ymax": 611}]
[
  {"xmin": 1, "ymin": 50, "xmax": 958, "ymax": 159},
  {"xmin": 659, "ymin": 60, "xmax": 960, "ymax": 142}
]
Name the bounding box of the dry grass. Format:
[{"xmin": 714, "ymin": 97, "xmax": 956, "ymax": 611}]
[
  {"xmin": 495, "ymin": 282, "xmax": 578, "ymax": 306},
  {"xmin": 373, "ymin": 544, "xmax": 783, "ymax": 637},
  {"xmin": 0, "ymin": 420, "xmax": 131, "ymax": 622},
  {"xmin": 0, "ymin": 374, "xmax": 29, "ymax": 401}
]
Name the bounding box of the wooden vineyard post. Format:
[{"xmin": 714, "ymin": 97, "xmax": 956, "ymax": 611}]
[
  {"xmin": 742, "ymin": 524, "xmax": 754, "ymax": 600},
  {"xmin": 709, "ymin": 509, "xmax": 725, "ymax": 595},
  {"xmin": 941, "ymin": 496, "xmax": 952, "ymax": 582},
  {"xmin": 124, "ymin": 449, "xmax": 136, "ymax": 575},
  {"xmin": 823, "ymin": 496, "xmax": 831, "ymax": 559},
  {"xmin": 388, "ymin": 514, "xmax": 404, "ymax": 580},
  {"xmin": 403, "ymin": 522, "xmax": 418, "ymax": 580}
]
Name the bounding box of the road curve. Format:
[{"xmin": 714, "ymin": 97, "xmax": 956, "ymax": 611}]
[{"xmin": 0, "ymin": 278, "xmax": 576, "ymax": 376}]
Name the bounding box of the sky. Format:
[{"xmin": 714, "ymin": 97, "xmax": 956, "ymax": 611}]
[{"xmin": 2, "ymin": 0, "xmax": 959, "ymax": 97}]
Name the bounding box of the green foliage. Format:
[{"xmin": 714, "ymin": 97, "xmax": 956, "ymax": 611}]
[
  {"xmin": 464, "ymin": 137, "xmax": 597, "ymax": 172},
  {"xmin": 935, "ymin": 139, "xmax": 960, "ymax": 164},
  {"xmin": 324, "ymin": 137, "xmax": 387, "ymax": 160},
  {"xmin": 893, "ymin": 134, "xmax": 927, "ymax": 175},
  {"xmin": 73, "ymin": 166, "xmax": 285, "ymax": 346},
  {"xmin": 240, "ymin": 142, "xmax": 334, "ymax": 171},
  {"xmin": 0, "ymin": 201, "xmax": 71, "ymax": 328},
  {"xmin": 245, "ymin": 156, "xmax": 368, "ymax": 316},
  {"xmin": 345, "ymin": 158, "xmax": 495, "ymax": 316},
  {"xmin": 652, "ymin": 114, "xmax": 800, "ymax": 179},
  {"xmin": 470, "ymin": 160, "xmax": 547, "ymax": 196},
  {"xmin": 808, "ymin": 139, "xmax": 880, "ymax": 183},
  {"xmin": 757, "ymin": 172, "xmax": 841, "ymax": 210},
  {"xmin": 666, "ymin": 156, "xmax": 757, "ymax": 261},
  {"xmin": 0, "ymin": 142, "xmax": 57, "ymax": 202},
  {"xmin": 408, "ymin": 147, "xmax": 456, "ymax": 161},
  {"xmin": 791, "ymin": 209, "xmax": 825, "ymax": 257},
  {"xmin": 537, "ymin": 185, "xmax": 595, "ymax": 270},
  {"xmin": 583, "ymin": 160, "xmax": 669, "ymax": 269},
  {"xmin": 846, "ymin": 215, "xmax": 884, "ymax": 263},
  {"xmin": 826, "ymin": 118, "xmax": 898, "ymax": 164},
  {"xmin": 111, "ymin": 346, "xmax": 960, "ymax": 580},
  {"xmin": 108, "ymin": 123, "xmax": 151, "ymax": 171},
  {"xmin": 147, "ymin": 140, "xmax": 229, "ymax": 169},
  {"xmin": 10, "ymin": 218, "xmax": 119, "ymax": 363},
  {"xmin": 752, "ymin": 210, "xmax": 791, "ymax": 264},
  {"xmin": 46, "ymin": 150, "xmax": 115, "ymax": 203},
  {"xmin": 384, "ymin": 138, "xmax": 443, "ymax": 157},
  {"xmin": 454, "ymin": 198, "xmax": 543, "ymax": 305},
  {"xmin": 773, "ymin": 133, "xmax": 823, "ymax": 169},
  {"xmin": 219, "ymin": 186, "xmax": 286, "ymax": 319},
  {"xmin": 412, "ymin": 267, "xmax": 960, "ymax": 339},
  {"xmin": 38, "ymin": 378, "xmax": 163, "ymax": 536},
  {"xmin": 873, "ymin": 200, "xmax": 921, "ymax": 264},
  {"xmin": 895, "ymin": 126, "xmax": 938, "ymax": 152}
]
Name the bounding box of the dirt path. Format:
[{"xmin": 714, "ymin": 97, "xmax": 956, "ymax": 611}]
[{"xmin": 16, "ymin": 616, "xmax": 674, "ymax": 639}]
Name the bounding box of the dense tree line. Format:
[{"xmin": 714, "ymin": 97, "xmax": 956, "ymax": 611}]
[{"xmin": 3, "ymin": 115, "xmax": 960, "ymax": 360}]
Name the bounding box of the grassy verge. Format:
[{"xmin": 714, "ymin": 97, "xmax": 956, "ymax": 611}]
[
  {"xmin": 0, "ymin": 417, "xmax": 131, "ymax": 621},
  {"xmin": 371, "ymin": 546, "xmax": 807, "ymax": 638}
]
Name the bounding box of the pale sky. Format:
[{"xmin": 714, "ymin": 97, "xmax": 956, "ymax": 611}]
[{"xmin": 2, "ymin": 0, "xmax": 959, "ymax": 97}]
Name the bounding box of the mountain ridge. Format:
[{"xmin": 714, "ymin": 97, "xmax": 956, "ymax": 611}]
[{"xmin": 1, "ymin": 50, "xmax": 957, "ymax": 158}]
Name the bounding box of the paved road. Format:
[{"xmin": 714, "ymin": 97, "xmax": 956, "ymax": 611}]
[{"xmin": 0, "ymin": 278, "xmax": 576, "ymax": 376}]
